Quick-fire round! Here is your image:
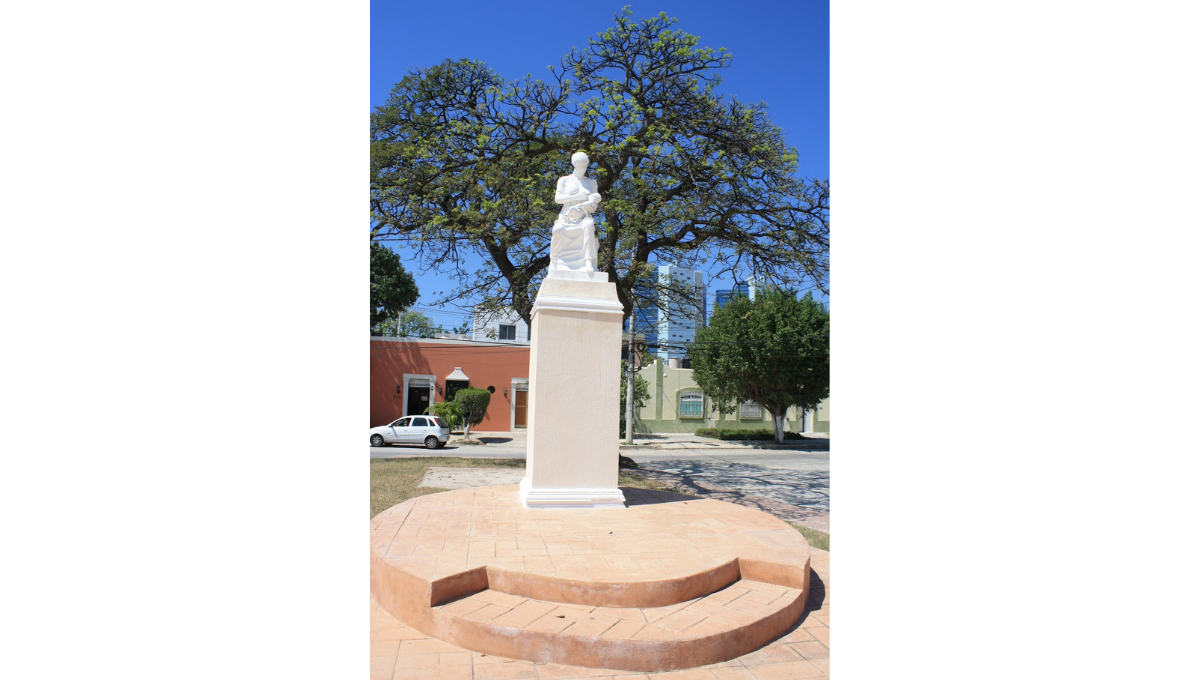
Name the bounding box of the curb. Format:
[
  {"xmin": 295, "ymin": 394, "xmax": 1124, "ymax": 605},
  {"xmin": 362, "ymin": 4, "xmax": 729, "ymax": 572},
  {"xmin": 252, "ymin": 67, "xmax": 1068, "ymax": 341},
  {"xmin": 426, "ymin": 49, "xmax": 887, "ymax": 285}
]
[{"xmin": 619, "ymin": 443, "xmax": 829, "ymax": 452}]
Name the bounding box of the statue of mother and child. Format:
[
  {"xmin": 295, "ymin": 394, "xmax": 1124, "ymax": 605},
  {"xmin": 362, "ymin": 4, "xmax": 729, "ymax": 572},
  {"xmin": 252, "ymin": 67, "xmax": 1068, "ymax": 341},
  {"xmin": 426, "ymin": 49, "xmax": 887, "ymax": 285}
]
[{"xmin": 549, "ymin": 151, "xmax": 602, "ymax": 274}]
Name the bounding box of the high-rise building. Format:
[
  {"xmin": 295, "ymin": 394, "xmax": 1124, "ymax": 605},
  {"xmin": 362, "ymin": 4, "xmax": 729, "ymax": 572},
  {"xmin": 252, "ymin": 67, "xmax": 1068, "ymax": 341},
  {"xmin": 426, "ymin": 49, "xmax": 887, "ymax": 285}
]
[
  {"xmin": 714, "ymin": 282, "xmax": 751, "ymax": 310},
  {"xmin": 654, "ymin": 265, "xmax": 706, "ymax": 362},
  {"xmin": 713, "ymin": 279, "xmax": 775, "ymax": 313},
  {"xmin": 623, "ymin": 296, "xmax": 659, "ymax": 352}
]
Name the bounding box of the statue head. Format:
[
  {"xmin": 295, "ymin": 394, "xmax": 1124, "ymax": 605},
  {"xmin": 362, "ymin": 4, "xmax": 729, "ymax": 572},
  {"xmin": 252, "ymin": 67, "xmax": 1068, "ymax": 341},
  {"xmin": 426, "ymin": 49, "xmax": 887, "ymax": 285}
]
[{"xmin": 571, "ymin": 151, "xmax": 589, "ymax": 169}]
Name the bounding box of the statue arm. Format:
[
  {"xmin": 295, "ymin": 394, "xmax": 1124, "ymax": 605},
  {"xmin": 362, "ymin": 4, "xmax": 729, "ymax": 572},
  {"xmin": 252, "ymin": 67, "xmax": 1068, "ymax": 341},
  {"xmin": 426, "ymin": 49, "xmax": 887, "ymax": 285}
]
[{"xmin": 554, "ymin": 178, "xmax": 581, "ymax": 205}]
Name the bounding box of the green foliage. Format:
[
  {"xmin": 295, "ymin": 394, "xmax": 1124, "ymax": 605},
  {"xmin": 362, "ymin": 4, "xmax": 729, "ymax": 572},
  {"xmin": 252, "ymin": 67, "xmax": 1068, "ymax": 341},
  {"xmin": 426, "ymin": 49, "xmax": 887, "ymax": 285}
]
[
  {"xmin": 689, "ymin": 290, "xmax": 829, "ymax": 444},
  {"xmin": 370, "ymin": 9, "xmax": 828, "ymax": 329},
  {"xmin": 619, "ymin": 361, "xmax": 650, "ymax": 437},
  {"xmin": 370, "ymin": 242, "xmax": 418, "ymax": 328},
  {"xmin": 424, "ymin": 400, "xmax": 463, "ymax": 432},
  {"xmin": 373, "ymin": 310, "xmax": 445, "ymax": 338},
  {"xmin": 694, "ymin": 428, "xmax": 803, "ymax": 441},
  {"xmin": 453, "ymin": 387, "xmax": 491, "ymax": 438}
]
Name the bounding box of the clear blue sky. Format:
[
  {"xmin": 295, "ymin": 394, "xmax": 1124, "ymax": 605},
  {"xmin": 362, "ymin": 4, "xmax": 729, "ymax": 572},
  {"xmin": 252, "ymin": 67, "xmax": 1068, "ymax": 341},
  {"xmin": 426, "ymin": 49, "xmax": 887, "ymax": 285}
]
[{"xmin": 371, "ymin": 1, "xmax": 829, "ymax": 327}]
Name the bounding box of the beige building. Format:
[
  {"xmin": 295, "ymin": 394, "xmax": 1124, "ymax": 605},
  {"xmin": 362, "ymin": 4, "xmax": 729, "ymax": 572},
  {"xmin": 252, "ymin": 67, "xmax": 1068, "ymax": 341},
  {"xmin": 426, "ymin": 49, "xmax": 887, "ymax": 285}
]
[{"xmin": 632, "ymin": 357, "xmax": 829, "ymax": 434}]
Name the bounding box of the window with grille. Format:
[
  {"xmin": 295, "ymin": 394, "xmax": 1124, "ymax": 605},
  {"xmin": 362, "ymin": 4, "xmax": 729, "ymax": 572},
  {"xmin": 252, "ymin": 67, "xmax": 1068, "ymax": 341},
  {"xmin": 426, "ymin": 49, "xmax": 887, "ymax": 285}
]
[
  {"xmin": 739, "ymin": 401, "xmax": 762, "ymax": 419},
  {"xmin": 680, "ymin": 392, "xmax": 704, "ymax": 418},
  {"xmin": 499, "ymin": 324, "xmax": 516, "ymax": 340}
]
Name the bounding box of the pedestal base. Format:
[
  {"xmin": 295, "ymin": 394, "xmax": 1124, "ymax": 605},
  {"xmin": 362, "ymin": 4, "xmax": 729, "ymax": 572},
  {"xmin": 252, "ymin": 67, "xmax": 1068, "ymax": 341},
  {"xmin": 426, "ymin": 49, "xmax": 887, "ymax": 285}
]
[{"xmin": 519, "ymin": 475, "xmax": 626, "ymax": 509}]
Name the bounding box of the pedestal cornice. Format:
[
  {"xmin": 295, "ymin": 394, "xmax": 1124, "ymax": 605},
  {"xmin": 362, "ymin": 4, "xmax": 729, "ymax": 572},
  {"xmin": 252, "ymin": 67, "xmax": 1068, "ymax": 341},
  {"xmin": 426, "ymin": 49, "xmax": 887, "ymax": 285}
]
[{"xmin": 531, "ymin": 294, "xmax": 625, "ymax": 316}]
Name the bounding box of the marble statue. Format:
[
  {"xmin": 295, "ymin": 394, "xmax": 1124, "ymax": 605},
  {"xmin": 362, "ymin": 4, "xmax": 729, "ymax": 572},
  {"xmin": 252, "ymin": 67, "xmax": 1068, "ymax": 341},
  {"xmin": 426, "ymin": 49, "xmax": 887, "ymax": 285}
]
[{"xmin": 550, "ymin": 151, "xmax": 601, "ymax": 273}]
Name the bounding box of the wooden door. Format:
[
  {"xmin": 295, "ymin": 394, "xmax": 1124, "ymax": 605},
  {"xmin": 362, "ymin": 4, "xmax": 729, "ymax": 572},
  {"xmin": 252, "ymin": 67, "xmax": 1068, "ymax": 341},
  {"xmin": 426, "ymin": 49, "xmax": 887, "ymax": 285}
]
[{"xmin": 514, "ymin": 390, "xmax": 528, "ymax": 428}]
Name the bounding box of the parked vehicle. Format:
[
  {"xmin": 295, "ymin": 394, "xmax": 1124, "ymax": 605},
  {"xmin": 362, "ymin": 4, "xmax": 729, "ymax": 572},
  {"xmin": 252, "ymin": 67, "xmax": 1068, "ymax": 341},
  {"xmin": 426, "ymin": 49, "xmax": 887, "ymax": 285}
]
[{"xmin": 370, "ymin": 415, "xmax": 451, "ymax": 449}]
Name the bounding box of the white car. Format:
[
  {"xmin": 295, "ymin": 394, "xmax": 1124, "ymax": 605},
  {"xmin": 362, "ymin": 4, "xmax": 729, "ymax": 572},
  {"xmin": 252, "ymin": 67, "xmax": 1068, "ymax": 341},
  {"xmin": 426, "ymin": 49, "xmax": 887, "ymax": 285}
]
[{"xmin": 370, "ymin": 415, "xmax": 451, "ymax": 449}]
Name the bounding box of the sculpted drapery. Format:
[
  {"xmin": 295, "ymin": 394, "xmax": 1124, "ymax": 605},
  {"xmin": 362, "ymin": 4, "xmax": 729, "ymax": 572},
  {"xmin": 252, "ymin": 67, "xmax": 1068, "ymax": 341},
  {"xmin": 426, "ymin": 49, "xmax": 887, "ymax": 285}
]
[{"xmin": 549, "ymin": 151, "xmax": 601, "ymax": 273}]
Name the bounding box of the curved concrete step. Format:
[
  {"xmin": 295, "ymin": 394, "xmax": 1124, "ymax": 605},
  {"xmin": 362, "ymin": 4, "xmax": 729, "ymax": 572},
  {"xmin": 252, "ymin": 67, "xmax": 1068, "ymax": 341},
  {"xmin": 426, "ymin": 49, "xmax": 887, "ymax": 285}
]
[{"xmin": 429, "ymin": 579, "xmax": 805, "ymax": 672}]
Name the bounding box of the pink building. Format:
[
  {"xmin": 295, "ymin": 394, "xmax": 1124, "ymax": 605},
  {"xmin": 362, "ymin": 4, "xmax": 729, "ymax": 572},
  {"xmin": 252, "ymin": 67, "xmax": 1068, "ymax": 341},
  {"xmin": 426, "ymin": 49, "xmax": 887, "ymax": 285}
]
[{"xmin": 370, "ymin": 337, "xmax": 531, "ymax": 432}]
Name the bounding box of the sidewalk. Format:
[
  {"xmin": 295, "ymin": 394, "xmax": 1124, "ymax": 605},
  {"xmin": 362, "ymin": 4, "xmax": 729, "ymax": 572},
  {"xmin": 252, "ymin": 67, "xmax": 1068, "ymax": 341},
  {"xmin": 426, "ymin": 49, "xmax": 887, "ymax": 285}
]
[
  {"xmin": 463, "ymin": 430, "xmax": 830, "ymax": 452},
  {"xmin": 619, "ymin": 431, "xmax": 829, "ymax": 452}
]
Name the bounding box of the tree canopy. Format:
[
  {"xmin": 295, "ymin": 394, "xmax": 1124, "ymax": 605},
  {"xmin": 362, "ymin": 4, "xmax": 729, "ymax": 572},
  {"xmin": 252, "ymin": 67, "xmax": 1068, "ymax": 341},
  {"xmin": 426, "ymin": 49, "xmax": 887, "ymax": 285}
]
[
  {"xmin": 371, "ymin": 9, "xmax": 828, "ymax": 327},
  {"xmin": 688, "ymin": 290, "xmax": 829, "ymax": 444},
  {"xmin": 373, "ymin": 310, "xmax": 444, "ymax": 338},
  {"xmin": 370, "ymin": 242, "xmax": 418, "ymax": 329}
]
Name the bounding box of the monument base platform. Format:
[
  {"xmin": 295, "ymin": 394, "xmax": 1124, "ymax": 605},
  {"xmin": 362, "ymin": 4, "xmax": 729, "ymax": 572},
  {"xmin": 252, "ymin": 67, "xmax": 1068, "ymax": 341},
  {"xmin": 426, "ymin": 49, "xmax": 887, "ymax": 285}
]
[
  {"xmin": 518, "ymin": 475, "xmax": 626, "ymax": 509},
  {"xmin": 370, "ymin": 485, "xmax": 811, "ymax": 672}
]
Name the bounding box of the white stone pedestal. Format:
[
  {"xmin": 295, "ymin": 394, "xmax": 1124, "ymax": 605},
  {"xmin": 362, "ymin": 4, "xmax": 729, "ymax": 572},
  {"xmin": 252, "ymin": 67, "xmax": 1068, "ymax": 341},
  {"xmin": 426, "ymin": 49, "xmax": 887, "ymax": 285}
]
[{"xmin": 520, "ymin": 275, "xmax": 626, "ymax": 508}]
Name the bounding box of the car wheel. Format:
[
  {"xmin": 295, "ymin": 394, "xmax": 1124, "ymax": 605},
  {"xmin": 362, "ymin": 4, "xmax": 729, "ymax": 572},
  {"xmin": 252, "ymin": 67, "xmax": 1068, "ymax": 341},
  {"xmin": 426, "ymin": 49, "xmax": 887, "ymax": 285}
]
[
  {"xmin": 370, "ymin": 434, "xmax": 384, "ymax": 447},
  {"xmin": 424, "ymin": 436, "xmax": 439, "ymax": 450}
]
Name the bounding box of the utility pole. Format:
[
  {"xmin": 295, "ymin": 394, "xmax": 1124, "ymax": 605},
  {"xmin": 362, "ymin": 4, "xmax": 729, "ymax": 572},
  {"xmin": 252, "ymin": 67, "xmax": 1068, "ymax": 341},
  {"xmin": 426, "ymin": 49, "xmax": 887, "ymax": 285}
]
[{"xmin": 624, "ymin": 302, "xmax": 637, "ymax": 445}]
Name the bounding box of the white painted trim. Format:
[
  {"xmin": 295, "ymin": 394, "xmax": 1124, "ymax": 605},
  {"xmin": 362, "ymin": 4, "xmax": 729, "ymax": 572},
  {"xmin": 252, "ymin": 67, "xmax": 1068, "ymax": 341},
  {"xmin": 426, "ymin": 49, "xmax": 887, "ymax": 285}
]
[
  {"xmin": 532, "ymin": 295, "xmax": 625, "ymax": 316},
  {"xmin": 402, "ymin": 373, "xmax": 437, "ymax": 417},
  {"xmin": 509, "ymin": 378, "xmax": 529, "ymax": 431},
  {"xmin": 519, "ymin": 476, "xmax": 626, "ymax": 509}
]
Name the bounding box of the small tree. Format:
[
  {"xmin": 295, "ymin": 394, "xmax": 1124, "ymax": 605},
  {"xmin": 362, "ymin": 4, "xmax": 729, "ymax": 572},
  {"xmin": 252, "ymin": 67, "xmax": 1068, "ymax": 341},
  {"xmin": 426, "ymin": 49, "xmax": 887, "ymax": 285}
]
[
  {"xmin": 454, "ymin": 387, "xmax": 491, "ymax": 439},
  {"xmin": 689, "ymin": 290, "xmax": 829, "ymax": 444},
  {"xmin": 619, "ymin": 361, "xmax": 650, "ymax": 438}
]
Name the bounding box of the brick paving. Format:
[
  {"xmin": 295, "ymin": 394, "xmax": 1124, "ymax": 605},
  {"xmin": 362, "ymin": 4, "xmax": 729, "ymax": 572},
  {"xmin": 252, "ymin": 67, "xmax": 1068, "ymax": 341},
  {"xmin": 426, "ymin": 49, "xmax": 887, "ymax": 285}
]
[
  {"xmin": 371, "ymin": 486, "xmax": 809, "ymax": 585},
  {"xmin": 437, "ymin": 579, "xmax": 801, "ymax": 643},
  {"xmin": 371, "ymin": 547, "xmax": 829, "ymax": 679}
]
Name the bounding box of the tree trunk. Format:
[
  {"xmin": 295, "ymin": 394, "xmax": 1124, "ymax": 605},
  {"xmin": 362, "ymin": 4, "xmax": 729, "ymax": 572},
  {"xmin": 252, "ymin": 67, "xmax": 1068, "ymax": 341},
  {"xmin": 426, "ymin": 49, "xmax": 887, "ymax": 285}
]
[
  {"xmin": 624, "ymin": 353, "xmax": 635, "ymax": 444},
  {"xmin": 463, "ymin": 419, "xmax": 472, "ymax": 440},
  {"xmin": 771, "ymin": 411, "xmax": 785, "ymax": 444}
]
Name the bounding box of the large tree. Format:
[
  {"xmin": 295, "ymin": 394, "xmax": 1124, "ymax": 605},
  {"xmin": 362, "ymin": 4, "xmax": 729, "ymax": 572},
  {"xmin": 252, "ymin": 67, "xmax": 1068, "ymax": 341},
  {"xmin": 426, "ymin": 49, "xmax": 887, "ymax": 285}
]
[
  {"xmin": 370, "ymin": 9, "xmax": 828, "ymax": 327},
  {"xmin": 688, "ymin": 290, "xmax": 829, "ymax": 444},
  {"xmin": 370, "ymin": 242, "xmax": 418, "ymax": 329}
]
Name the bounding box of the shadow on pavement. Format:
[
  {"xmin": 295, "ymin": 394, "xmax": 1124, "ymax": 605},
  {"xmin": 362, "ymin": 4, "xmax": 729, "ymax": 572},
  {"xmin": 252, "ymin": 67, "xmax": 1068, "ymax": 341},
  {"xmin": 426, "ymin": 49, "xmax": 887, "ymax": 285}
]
[
  {"xmin": 635, "ymin": 460, "xmax": 829, "ymax": 514},
  {"xmin": 620, "ymin": 487, "xmax": 692, "ymax": 506}
]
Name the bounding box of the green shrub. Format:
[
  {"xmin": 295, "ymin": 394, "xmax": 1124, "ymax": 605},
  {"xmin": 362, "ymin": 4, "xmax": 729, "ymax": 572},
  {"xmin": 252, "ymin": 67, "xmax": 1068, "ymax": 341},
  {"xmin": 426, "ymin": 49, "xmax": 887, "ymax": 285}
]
[
  {"xmin": 424, "ymin": 400, "xmax": 463, "ymax": 432},
  {"xmin": 454, "ymin": 387, "xmax": 491, "ymax": 438},
  {"xmin": 694, "ymin": 428, "xmax": 803, "ymax": 441}
]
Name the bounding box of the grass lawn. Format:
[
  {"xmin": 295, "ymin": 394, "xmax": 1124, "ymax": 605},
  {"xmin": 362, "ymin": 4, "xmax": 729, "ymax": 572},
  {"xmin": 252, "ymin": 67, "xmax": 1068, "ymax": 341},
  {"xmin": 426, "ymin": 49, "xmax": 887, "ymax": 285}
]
[
  {"xmin": 790, "ymin": 523, "xmax": 830, "ymax": 551},
  {"xmin": 370, "ymin": 456, "xmax": 675, "ymax": 518},
  {"xmin": 369, "ymin": 457, "xmax": 829, "ymax": 551}
]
